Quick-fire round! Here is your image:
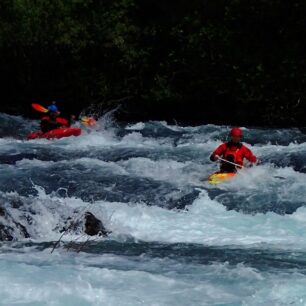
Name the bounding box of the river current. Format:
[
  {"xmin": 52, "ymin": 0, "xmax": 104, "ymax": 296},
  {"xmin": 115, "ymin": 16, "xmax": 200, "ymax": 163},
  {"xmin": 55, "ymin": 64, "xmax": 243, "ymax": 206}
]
[{"xmin": 1, "ymin": 113, "xmax": 306, "ymax": 305}]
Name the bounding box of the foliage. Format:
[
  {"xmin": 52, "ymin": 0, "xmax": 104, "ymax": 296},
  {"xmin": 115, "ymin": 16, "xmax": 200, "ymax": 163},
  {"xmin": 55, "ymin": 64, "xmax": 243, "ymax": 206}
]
[{"xmin": 0, "ymin": 0, "xmax": 306, "ymax": 126}]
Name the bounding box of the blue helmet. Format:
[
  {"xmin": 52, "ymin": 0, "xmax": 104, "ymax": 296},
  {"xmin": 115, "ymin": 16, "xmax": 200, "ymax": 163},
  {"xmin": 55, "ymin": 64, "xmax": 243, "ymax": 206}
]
[{"xmin": 48, "ymin": 103, "xmax": 58, "ymax": 113}]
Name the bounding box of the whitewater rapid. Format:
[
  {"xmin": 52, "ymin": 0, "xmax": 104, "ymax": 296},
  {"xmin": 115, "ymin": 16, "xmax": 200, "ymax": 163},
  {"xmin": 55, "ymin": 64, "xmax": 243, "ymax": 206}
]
[{"xmin": 1, "ymin": 114, "xmax": 306, "ymax": 305}]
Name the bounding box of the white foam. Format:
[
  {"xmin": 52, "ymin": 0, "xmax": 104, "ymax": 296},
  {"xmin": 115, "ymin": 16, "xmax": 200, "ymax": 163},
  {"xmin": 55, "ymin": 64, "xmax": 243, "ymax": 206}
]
[
  {"xmin": 92, "ymin": 190, "xmax": 306, "ymax": 248},
  {"xmin": 125, "ymin": 122, "xmax": 145, "ymax": 130},
  {"xmin": 119, "ymin": 157, "xmax": 204, "ymax": 185},
  {"xmin": 1, "ymin": 250, "xmax": 306, "ymax": 306},
  {"xmin": 3, "ymin": 161, "xmax": 306, "ymax": 249},
  {"xmin": 2, "ymin": 120, "xmax": 306, "ymax": 305}
]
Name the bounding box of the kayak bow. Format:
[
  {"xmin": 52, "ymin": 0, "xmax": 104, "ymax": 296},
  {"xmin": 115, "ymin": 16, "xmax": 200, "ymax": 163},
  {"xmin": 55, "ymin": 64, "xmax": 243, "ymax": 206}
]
[
  {"xmin": 27, "ymin": 127, "xmax": 81, "ymax": 140},
  {"xmin": 208, "ymin": 172, "xmax": 236, "ymax": 185}
]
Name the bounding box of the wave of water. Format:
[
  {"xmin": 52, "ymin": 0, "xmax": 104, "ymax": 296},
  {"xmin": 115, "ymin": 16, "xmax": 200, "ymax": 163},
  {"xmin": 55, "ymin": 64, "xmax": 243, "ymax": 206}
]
[{"xmin": 1, "ymin": 114, "xmax": 306, "ymax": 305}]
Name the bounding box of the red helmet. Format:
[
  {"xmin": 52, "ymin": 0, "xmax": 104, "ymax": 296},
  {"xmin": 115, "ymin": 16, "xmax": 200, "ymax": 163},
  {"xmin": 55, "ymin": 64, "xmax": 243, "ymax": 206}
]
[{"xmin": 230, "ymin": 127, "xmax": 243, "ymax": 137}]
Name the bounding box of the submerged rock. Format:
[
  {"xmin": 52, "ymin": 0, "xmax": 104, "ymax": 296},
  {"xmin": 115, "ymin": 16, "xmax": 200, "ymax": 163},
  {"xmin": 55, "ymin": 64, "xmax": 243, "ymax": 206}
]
[
  {"xmin": 59, "ymin": 211, "xmax": 109, "ymax": 237},
  {"xmin": 84, "ymin": 212, "xmax": 109, "ymax": 237},
  {"xmin": 0, "ymin": 194, "xmax": 109, "ymax": 242},
  {"xmin": 0, "ymin": 202, "xmax": 30, "ymax": 241},
  {"xmin": 0, "ymin": 224, "xmax": 14, "ymax": 241}
]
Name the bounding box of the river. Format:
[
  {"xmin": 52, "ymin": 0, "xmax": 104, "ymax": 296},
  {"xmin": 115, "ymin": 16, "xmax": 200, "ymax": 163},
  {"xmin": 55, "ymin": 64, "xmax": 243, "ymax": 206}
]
[{"xmin": 1, "ymin": 113, "xmax": 306, "ymax": 305}]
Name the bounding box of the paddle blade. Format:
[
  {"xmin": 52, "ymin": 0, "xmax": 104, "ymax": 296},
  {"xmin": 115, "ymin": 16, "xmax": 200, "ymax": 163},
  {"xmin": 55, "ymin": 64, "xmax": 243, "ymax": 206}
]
[
  {"xmin": 81, "ymin": 116, "xmax": 97, "ymax": 127},
  {"xmin": 32, "ymin": 103, "xmax": 48, "ymax": 113}
]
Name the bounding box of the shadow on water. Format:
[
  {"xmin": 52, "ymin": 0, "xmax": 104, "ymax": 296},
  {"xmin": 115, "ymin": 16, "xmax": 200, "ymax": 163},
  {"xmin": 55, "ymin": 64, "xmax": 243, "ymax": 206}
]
[
  {"xmin": 81, "ymin": 241, "xmax": 306, "ymax": 273},
  {"xmin": 206, "ymin": 188, "xmax": 306, "ymax": 215},
  {"xmin": 3, "ymin": 240, "xmax": 306, "ymax": 274},
  {"xmin": 0, "ymin": 163, "xmax": 201, "ymax": 209}
]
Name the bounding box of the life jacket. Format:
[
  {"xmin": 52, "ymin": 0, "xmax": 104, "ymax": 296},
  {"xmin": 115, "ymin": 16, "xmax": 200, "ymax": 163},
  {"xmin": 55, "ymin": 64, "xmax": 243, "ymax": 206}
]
[
  {"xmin": 56, "ymin": 117, "xmax": 69, "ymax": 127},
  {"xmin": 41, "ymin": 116, "xmax": 69, "ymax": 127},
  {"xmin": 223, "ymin": 142, "xmax": 244, "ymax": 166},
  {"xmin": 41, "ymin": 116, "xmax": 51, "ymax": 122},
  {"xmin": 211, "ymin": 141, "xmax": 257, "ymax": 173}
]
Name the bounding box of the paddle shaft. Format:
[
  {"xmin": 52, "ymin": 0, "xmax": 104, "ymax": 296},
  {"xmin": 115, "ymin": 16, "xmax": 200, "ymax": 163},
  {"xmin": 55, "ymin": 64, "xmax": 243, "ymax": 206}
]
[
  {"xmin": 216, "ymin": 157, "xmax": 286, "ymax": 180},
  {"xmin": 217, "ymin": 156, "xmax": 244, "ymax": 169}
]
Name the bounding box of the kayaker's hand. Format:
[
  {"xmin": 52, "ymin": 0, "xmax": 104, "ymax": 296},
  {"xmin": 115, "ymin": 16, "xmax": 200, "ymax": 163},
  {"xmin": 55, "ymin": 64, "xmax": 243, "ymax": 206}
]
[
  {"xmin": 247, "ymin": 160, "xmax": 260, "ymax": 167},
  {"xmin": 214, "ymin": 155, "xmax": 220, "ymax": 161}
]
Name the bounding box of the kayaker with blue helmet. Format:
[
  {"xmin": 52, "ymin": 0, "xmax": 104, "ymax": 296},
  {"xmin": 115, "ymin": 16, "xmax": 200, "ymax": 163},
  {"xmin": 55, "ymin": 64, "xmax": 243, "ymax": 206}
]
[
  {"xmin": 40, "ymin": 102, "xmax": 69, "ymax": 133},
  {"xmin": 48, "ymin": 101, "xmax": 59, "ymax": 113}
]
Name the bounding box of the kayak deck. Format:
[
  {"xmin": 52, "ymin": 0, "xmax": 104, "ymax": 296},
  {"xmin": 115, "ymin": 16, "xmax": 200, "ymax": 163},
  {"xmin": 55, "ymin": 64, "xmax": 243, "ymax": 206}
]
[
  {"xmin": 208, "ymin": 172, "xmax": 236, "ymax": 185},
  {"xmin": 27, "ymin": 128, "xmax": 81, "ymax": 140}
]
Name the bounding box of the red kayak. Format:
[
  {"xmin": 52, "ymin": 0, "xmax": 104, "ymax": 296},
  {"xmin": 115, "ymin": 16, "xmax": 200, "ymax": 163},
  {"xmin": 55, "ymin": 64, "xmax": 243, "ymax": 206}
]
[{"xmin": 27, "ymin": 128, "xmax": 81, "ymax": 140}]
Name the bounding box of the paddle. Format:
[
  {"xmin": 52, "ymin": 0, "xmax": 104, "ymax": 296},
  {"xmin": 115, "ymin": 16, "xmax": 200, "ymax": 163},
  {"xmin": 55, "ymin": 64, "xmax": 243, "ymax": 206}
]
[
  {"xmin": 32, "ymin": 103, "xmax": 48, "ymax": 113},
  {"xmin": 32, "ymin": 103, "xmax": 97, "ymax": 127},
  {"xmin": 216, "ymin": 156, "xmax": 244, "ymax": 169},
  {"xmin": 217, "ymin": 156, "xmax": 286, "ymax": 180}
]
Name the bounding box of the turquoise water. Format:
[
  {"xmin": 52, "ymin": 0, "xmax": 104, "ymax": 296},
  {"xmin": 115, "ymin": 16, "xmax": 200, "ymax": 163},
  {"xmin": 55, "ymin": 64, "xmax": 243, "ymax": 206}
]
[{"xmin": 1, "ymin": 114, "xmax": 306, "ymax": 305}]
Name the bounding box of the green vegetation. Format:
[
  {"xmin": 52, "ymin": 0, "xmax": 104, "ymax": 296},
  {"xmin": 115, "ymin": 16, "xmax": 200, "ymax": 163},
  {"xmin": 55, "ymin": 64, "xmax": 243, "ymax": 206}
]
[{"xmin": 0, "ymin": 0, "xmax": 305, "ymax": 125}]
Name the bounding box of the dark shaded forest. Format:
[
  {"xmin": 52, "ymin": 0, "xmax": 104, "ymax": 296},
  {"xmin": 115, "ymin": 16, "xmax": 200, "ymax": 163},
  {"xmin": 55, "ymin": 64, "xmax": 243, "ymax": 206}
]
[{"xmin": 1, "ymin": 0, "xmax": 306, "ymax": 126}]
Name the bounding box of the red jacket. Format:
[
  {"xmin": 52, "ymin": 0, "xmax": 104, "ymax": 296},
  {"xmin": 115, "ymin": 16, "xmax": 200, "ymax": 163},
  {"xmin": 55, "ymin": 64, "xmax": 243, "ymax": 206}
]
[
  {"xmin": 41, "ymin": 116, "xmax": 70, "ymax": 127},
  {"xmin": 211, "ymin": 142, "xmax": 257, "ymax": 167}
]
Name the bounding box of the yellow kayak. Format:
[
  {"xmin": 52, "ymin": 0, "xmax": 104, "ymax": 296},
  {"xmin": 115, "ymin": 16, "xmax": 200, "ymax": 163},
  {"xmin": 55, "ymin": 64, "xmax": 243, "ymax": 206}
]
[{"xmin": 208, "ymin": 172, "xmax": 236, "ymax": 185}]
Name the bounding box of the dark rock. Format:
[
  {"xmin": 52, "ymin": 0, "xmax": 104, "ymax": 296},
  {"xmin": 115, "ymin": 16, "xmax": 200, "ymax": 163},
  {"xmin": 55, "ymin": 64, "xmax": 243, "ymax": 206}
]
[
  {"xmin": 0, "ymin": 204, "xmax": 11, "ymax": 240},
  {"xmin": 0, "ymin": 224, "xmax": 14, "ymax": 241},
  {"xmin": 0, "ymin": 206, "xmax": 5, "ymax": 216},
  {"xmin": 0, "ymin": 202, "xmax": 30, "ymax": 241},
  {"xmin": 15, "ymin": 221, "xmax": 30, "ymax": 238},
  {"xmin": 84, "ymin": 212, "xmax": 109, "ymax": 237},
  {"xmin": 0, "ymin": 219, "xmax": 30, "ymax": 241},
  {"xmin": 1, "ymin": 196, "xmax": 109, "ymax": 242},
  {"xmin": 10, "ymin": 198, "xmax": 24, "ymax": 209}
]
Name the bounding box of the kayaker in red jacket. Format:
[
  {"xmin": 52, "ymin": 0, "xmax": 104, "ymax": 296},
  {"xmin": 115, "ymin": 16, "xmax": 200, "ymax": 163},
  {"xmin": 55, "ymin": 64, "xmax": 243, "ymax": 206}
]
[{"xmin": 210, "ymin": 127, "xmax": 257, "ymax": 173}]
